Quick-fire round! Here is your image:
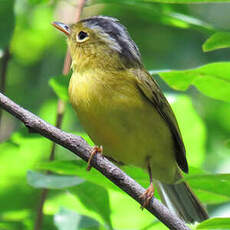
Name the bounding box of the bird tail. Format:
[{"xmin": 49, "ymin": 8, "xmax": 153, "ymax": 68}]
[{"xmin": 154, "ymin": 175, "xmax": 208, "ymax": 223}]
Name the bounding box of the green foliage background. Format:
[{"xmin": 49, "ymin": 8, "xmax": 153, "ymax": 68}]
[{"xmin": 1, "ymin": 0, "xmax": 230, "ymax": 229}]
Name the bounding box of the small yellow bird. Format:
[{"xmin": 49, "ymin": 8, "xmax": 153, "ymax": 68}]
[{"xmin": 53, "ymin": 16, "xmax": 208, "ymax": 223}]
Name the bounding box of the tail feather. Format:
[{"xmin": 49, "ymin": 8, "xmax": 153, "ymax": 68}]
[{"xmin": 154, "ymin": 180, "xmax": 209, "ymax": 223}]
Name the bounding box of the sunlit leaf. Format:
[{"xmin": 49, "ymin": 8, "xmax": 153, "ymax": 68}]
[
  {"xmin": 162, "ymin": 12, "xmax": 213, "ymax": 32},
  {"xmin": 203, "ymin": 32, "xmax": 230, "ymax": 52},
  {"xmin": 69, "ymin": 182, "xmax": 113, "ymax": 229},
  {"xmin": 38, "ymin": 159, "xmax": 230, "ymax": 205},
  {"xmin": 28, "ymin": 0, "xmax": 50, "ymax": 4},
  {"xmin": 169, "ymin": 12, "xmax": 211, "ymax": 29},
  {"xmin": 49, "ymin": 74, "xmax": 70, "ymax": 101},
  {"xmin": 44, "ymin": 191, "xmax": 107, "ymax": 228},
  {"xmin": 96, "ymin": 0, "xmax": 230, "ymax": 5},
  {"xmin": 37, "ymin": 160, "xmax": 160, "ymax": 192},
  {"xmin": 0, "ymin": 222, "xmax": 24, "ymax": 230},
  {"xmin": 196, "ymin": 217, "xmax": 230, "ymax": 229},
  {"xmin": 169, "ymin": 95, "xmax": 206, "ymax": 167},
  {"xmin": 37, "ymin": 159, "xmax": 162, "ymax": 198},
  {"xmin": 183, "ymin": 173, "xmax": 230, "ymax": 204},
  {"xmin": 54, "ymin": 208, "xmax": 100, "ymax": 230},
  {"xmin": 107, "ymin": 189, "xmax": 167, "ymax": 230},
  {"xmin": 45, "ymin": 186, "xmax": 164, "ymax": 230},
  {"xmin": 98, "ymin": 0, "xmax": 214, "ymax": 32},
  {"xmin": 0, "ymin": 128, "xmax": 49, "ymax": 188},
  {"xmin": 27, "ymin": 170, "xmax": 84, "ymax": 189},
  {"xmin": 0, "ymin": 128, "xmax": 51, "ymax": 226},
  {"xmin": 159, "ymin": 62, "xmax": 230, "ymax": 102},
  {"xmin": 37, "ymin": 160, "xmax": 125, "ymax": 191},
  {"xmin": 11, "ymin": 6, "xmax": 56, "ymax": 64}
]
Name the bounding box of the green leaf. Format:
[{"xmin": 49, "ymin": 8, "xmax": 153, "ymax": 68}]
[
  {"xmin": 45, "ymin": 187, "xmax": 166, "ymax": 230},
  {"xmin": 183, "ymin": 173, "xmax": 230, "ymax": 204},
  {"xmin": 107, "ymin": 189, "xmax": 167, "ymax": 230},
  {"xmin": 0, "ymin": 130, "xmax": 51, "ymax": 228},
  {"xmin": 39, "ymin": 160, "xmax": 230, "ymax": 205},
  {"xmin": 37, "ymin": 160, "xmax": 150, "ymax": 191},
  {"xmin": 159, "ymin": 62, "xmax": 230, "ymax": 102},
  {"xmin": 161, "ymin": 12, "xmax": 213, "ymax": 32},
  {"xmin": 96, "ymin": 0, "xmax": 230, "ymax": 4},
  {"xmin": 203, "ymin": 32, "xmax": 230, "ymax": 52},
  {"xmin": 196, "ymin": 218, "xmax": 230, "ymax": 229},
  {"xmin": 28, "ymin": 0, "xmax": 50, "ymax": 4},
  {"xmin": 11, "ymin": 6, "xmax": 56, "ymax": 65},
  {"xmin": 38, "ymin": 159, "xmax": 167, "ymax": 201},
  {"xmin": 27, "ymin": 170, "xmax": 84, "ymax": 189},
  {"xmin": 54, "ymin": 208, "xmax": 100, "ymax": 230},
  {"xmin": 38, "ymin": 160, "xmax": 132, "ymax": 190},
  {"xmin": 169, "ymin": 95, "xmax": 206, "ymax": 167},
  {"xmin": 0, "ymin": 222, "xmax": 24, "ymax": 230},
  {"xmin": 69, "ymin": 182, "xmax": 113, "ymax": 229},
  {"xmin": 0, "ymin": 0, "xmax": 15, "ymax": 49},
  {"xmin": 97, "ymin": 1, "xmax": 214, "ymax": 33},
  {"xmin": 49, "ymin": 74, "xmax": 70, "ymax": 101}
]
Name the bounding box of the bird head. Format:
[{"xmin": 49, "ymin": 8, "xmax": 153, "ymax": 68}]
[{"xmin": 53, "ymin": 16, "xmax": 142, "ymax": 72}]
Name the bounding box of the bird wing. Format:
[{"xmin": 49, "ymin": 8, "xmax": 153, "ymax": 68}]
[{"xmin": 133, "ymin": 68, "xmax": 188, "ymax": 173}]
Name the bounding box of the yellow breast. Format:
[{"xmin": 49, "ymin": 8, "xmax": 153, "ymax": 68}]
[{"xmin": 69, "ymin": 69, "xmax": 177, "ymax": 183}]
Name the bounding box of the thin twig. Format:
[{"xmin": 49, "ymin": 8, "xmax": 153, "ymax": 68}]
[
  {"xmin": 75, "ymin": 0, "xmax": 86, "ymax": 21},
  {"xmin": 0, "ymin": 91, "xmax": 191, "ymax": 230},
  {"xmin": 34, "ymin": 1, "xmax": 86, "ymax": 229},
  {"xmin": 0, "ymin": 47, "xmax": 10, "ymax": 129},
  {"xmin": 0, "ymin": 48, "xmax": 10, "ymax": 93},
  {"xmin": 34, "ymin": 99, "xmax": 66, "ymax": 230},
  {"xmin": 62, "ymin": 48, "xmax": 72, "ymax": 76},
  {"xmin": 49, "ymin": 100, "xmax": 66, "ymax": 161},
  {"xmin": 34, "ymin": 189, "xmax": 48, "ymax": 230}
]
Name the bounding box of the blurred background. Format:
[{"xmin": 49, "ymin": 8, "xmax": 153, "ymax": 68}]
[{"xmin": 1, "ymin": 0, "xmax": 230, "ymax": 229}]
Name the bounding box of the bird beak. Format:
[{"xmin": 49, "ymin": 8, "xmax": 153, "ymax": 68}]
[{"xmin": 52, "ymin": 21, "xmax": 70, "ymax": 36}]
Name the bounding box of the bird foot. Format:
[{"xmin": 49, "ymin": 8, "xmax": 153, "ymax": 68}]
[
  {"xmin": 140, "ymin": 183, "xmax": 154, "ymax": 209},
  {"xmin": 87, "ymin": 145, "xmax": 103, "ymax": 171}
]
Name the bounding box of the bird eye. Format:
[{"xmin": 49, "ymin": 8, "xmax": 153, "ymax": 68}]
[{"xmin": 77, "ymin": 31, "xmax": 89, "ymax": 42}]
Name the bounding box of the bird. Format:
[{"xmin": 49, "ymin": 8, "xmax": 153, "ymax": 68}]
[{"xmin": 52, "ymin": 16, "xmax": 209, "ymax": 223}]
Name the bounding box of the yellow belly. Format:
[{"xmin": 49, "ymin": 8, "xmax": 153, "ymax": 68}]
[{"xmin": 69, "ymin": 70, "xmax": 177, "ymax": 183}]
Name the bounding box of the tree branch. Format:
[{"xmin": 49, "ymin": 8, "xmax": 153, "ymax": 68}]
[{"xmin": 0, "ymin": 92, "xmax": 191, "ymax": 230}]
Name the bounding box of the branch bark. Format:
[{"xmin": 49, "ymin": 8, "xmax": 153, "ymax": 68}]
[{"xmin": 0, "ymin": 92, "xmax": 191, "ymax": 230}]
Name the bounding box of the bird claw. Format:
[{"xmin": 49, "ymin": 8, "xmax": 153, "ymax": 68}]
[
  {"xmin": 140, "ymin": 183, "xmax": 154, "ymax": 209},
  {"xmin": 87, "ymin": 145, "xmax": 103, "ymax": 171}
]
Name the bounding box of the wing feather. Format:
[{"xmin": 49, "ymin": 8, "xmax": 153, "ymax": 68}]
[{"xmin": 133, "ymin": 69, "xmax": 188, "ymax": 173}]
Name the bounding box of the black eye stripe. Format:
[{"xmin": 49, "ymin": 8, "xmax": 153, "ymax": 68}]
[{"xmin": 78, "ymin": 31, "xmax": 88, "ymax": 40}]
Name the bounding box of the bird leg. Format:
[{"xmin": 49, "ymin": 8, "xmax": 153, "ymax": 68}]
[
  {"xmin": 140, "ymin": 159, "xmax": 154, "ymax": 209},
  {"xmin": 87, "ymin": 145, "xmax": 103, "ymax": 171}
]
